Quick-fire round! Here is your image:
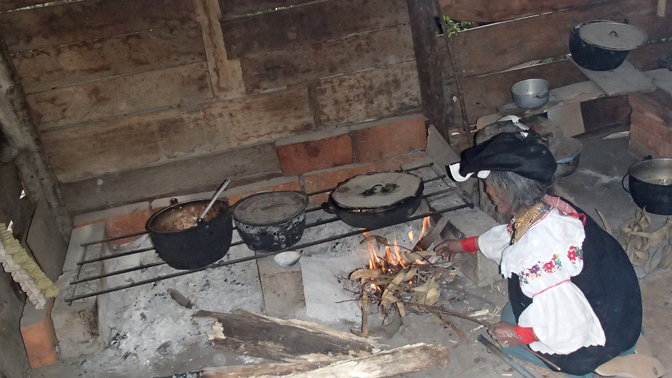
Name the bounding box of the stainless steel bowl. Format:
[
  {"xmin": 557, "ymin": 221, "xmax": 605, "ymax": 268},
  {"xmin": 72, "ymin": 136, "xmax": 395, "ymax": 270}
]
[{"xmin": 511, "ymin": 79, "xmax": 550, "ymax": 109}]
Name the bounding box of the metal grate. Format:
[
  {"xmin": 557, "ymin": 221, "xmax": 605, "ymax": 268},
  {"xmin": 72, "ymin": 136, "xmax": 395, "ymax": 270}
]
[{"xmin": 65, "ymin": 163, "xmax": 472, "ymax": 303}]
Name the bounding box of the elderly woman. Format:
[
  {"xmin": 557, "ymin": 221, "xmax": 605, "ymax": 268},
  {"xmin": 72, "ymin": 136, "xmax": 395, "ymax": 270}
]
[{"xmin": 436, "ymin": 132, "xmax": 662, "ymax": 378}]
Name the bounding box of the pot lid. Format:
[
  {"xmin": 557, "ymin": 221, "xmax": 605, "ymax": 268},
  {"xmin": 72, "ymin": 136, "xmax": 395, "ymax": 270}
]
[
  {"xmin": 578, "ymin": 21, "xmax": 647, "ymax": 51},
  {"xmin": 331, "ymin": 172, "xmax": 422, "ymax": 209},
  {"xmin": 233, "ymin": 191, "xmax": 308, "ymax": 226}
]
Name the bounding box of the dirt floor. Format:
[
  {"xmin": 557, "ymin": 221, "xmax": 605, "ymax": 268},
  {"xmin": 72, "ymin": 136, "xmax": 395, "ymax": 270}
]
[{"xmin": 28, "ymin": 132, "xmax": 671, "ymax": 378}]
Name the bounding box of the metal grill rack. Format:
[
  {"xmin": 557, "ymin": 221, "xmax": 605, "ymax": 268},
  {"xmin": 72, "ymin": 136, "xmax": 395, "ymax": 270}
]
[{"xmin": 65, "ymin": 162, "xmax": 472, "ymax": 303}]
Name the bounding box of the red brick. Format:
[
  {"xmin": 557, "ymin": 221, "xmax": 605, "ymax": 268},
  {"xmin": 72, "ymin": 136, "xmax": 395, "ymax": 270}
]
[
  {"xmin": 276, "ymin": 133, "xmax": 354, "ymax": 175},
  {"xmin": 21, "ymin": 300, "xmax": 57, "ymax": 368},
  {"xmin": 631, "ymin": 110, "xmax": 672, "ymax": 142},
  {"xmin": 630, "ymin": 124, "xmax": 672, "ymax": 157},
  {"xmin": 226, "ymin": 178, "xmax": 302, "ymax": 205},
  {"xmin": 352, "ymin": 116, "xmax": 427, "ymax": 163},
  {"xmin": 375, "ymin": 152, "xmax": 427, "ymax": 171},
  {"xmin": 628, "ymin": 91, "xmax": 672, "ymax": 124},
  {"xmin": 105, "ymin": 207, "xmax": 153, "ymax": 247},
  {"xmin": 303, "ymin": 163, "xmax": 377, "ymax": 206}
]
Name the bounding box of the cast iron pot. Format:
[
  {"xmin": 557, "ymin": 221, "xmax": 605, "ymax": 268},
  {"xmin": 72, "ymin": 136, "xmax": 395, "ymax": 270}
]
[
  {"xmin": 569, "ymin": 20, "xmax": 647, "ymax": 71},
  {"xmin": 322, "ymin": 180, "xmax": 424, "ymax": 230},
  {"xmin": 623, "ymin": 158, "xmax": 672, "ymax": 215},
  {"xmin": 146, "ymin": 198, "xmax": 233, "ymax": 270},
  {"xmin": 232, "ymin": 191, "xmax": 308, "ymax": 252}
]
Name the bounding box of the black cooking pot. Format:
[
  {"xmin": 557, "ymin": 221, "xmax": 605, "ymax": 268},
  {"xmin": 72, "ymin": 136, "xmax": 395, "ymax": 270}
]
[
  {"xmin": 569, "ymin": 20, "xmax": 647, "ymax": 71},
  {"xmin": 146, "ymin": 199, "xmax": 233, "ymax": 269},
  {"xmin": 232, "ymin": 191, "xmax": 308, "ymax": 252},
  {"xmin": 322, "ymin": 172, "xmax": 424, "ymax": 229},
  {"xmin": 623, "ymin": 158, "xmax": 672, "ymax": 215}
]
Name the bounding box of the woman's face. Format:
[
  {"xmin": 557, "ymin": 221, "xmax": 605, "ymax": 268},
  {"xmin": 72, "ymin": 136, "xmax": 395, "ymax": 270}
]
[{"xmin": 485, "ymin": 183, "xmax": 512, "ymax": 215}]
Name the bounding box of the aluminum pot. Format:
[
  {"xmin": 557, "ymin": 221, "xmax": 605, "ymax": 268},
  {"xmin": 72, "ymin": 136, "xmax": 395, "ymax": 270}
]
[
  {"xmin": 146, "ymin": 199, "xmax": 233, "ymax": 270},
  {"xmin": 569, "ymin": 20, "xmax": 647, "ymax": 71},
  {"xmin": 511, "ymin": 79, "xmax": 549, "ymax": 110},
  {"xmin": 232, "ymin": 191, "xmax": 308, "ymax": 252},
  {"xmin": 322, "ymin": 172, "xmax": 424, "ymax": 229},
  {"xmin": 623, "ymin": 158, "xmax": 672, "ymax": 215}
]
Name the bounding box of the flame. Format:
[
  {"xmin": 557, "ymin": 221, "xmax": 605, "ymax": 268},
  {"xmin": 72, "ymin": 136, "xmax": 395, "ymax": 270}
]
[
  {"xmin": 408, "ymin": 230, "xmax": 414, "ymax": 243},
  {"xmin": 421, "ymin": 216, "xmax": 431, "ymax": 239},
  {"xmin": 364, "ymin": 232, "xmax": 382, "ymax": 269}
]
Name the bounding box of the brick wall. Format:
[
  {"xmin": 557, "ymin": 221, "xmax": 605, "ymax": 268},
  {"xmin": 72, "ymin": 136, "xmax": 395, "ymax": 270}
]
[{"xmin": 629, "ymin": 90, "xmax": 672, "ymax": 157}]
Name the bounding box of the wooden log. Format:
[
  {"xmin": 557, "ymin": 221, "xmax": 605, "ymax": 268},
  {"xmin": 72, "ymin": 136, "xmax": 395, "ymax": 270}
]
[
  {"xmin": 220, "ymin": 0, "xmax": 410, "ymax": 59},
  {"xmin": 240, "ymin": 25, "xmax": 415, "ymax": 93},
  {"xmin": 407, "ymin": 0, "xmax": 449, "ymax": 141},
  {"xmin": 41, "ymin": 86, "xmax": 312, "ymax": 182},
  {"xmin": 28, "ymin": 62, "xmax": 213, "ymax": 130},
  {"xmin": 0, "ymin": 0, "xmax": 196, "ymax": 53},
  {"xmin": 196, "ymin": 343, "xmax": 450, "ymax": 378},
  {"xmin": 12, "ymin": 24, "xmax": 206, "ymax": 94},
  {"xmin": 218, "ymin": 0, "xmax": 314, "ymax": 20},
  {"xmin": 195, "ymin": 309, "xmax": 378, "ymax": 362},
  {"xmin": 455, "ymin": 60, "xmax": 587, "ymax": 121},
  {"xmin": 193, "ymin": 0, "xmax": 246, "ymax": 99},
  {"xmin": 0, "ymin": 42, "xmax": 71, "ymax": 240},
  {"xmin": 59, "ymin": 144, "xmax": 281, "ymax": 214},
  {"xmin": 438, "ymin": 0, "xmax": 609, "ymax": 23},
  {"xmin": 308, "ymin": 62, "xmax": 421, "ymax": 128},
  {"xmin": 445, "ymin": 0, "xmax": 671, "ymax": 78},
  {"xmin": 0, "ymin": 0, "xmax": 45, "ymax": 12}
]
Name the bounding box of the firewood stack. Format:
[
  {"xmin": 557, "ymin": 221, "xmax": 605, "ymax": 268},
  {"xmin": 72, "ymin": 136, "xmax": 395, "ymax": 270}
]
[{"xmin": 628, "ymin": 90, "xmax": 672, "ymax": 157}]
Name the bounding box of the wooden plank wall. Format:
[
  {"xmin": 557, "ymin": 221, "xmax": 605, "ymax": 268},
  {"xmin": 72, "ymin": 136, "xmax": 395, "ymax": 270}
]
[
  {"xmin": 0, "ymin": 0, "xmax": 420, "ymax": 213},
  {"xmin": 439, "ymin": 0, "xmax": 672, "ymax": 126}
]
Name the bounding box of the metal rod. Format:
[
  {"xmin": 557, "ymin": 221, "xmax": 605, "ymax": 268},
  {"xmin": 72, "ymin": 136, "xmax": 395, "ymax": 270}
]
[
  {"xmin": 80, "ymin": 231, "xmax": 149, "ymax": 247},
  {"xmin": 65, "ymin": 203, "xmax": 470, "ymax": 302},
  {"xmin": 70, "ymin": 261, "xmax": 167, "ymax": 284},
  {"xmin": 477, "ymin": 335, "xmax": 539, "ymax": 378},
  {"xmin": 77, "ymin": 247, "xmax": 156, "ymax": 265}
]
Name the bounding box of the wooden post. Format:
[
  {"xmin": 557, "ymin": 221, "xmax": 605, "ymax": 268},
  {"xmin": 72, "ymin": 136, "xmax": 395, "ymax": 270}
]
[
  {"xmin": 0, "ymin": 40, "xmax": 72, "ymax": 241},
  {"xmin": 407, "ymin": 0, "xmax": 451, "ymax": 143}
]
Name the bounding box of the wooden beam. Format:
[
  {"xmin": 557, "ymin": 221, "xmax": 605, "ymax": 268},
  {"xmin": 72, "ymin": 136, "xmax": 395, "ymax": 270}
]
[
  {"xmin": 0, "ymin": 42, "xmax": 71, "ymax": 241},
  {"xmin": 407, "ymin": 0, "xmax": 450, "ymax": 141},
  {"xmin": 438, "ymin": 0, "xmax": 610, "ymax": 23}
]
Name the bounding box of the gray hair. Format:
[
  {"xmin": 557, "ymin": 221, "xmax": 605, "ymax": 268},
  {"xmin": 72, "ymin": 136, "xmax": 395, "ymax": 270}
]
[{"xmin": 484, "ymin": 171, "xmax": 551, "ymax": 215}]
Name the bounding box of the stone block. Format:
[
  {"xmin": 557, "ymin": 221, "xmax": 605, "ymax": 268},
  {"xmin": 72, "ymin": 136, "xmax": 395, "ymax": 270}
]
[
  {"xmin": 104, "ymin": 205, "xmax": 153, "ymax": 248},
  {"xmin": 276, "ymin": 130, "xmax": 354, "ymax": 175},
  {"xmin": 256, "ymin": 254, "xmax": 305, "ymax": 318},
  {"xmin": 62, "ymin": 221, "xmax": 106, "ymax": 273},
  {"xmin": 20, "ymin": 299, "xmax": 57, "ymax": 368},
  {"xmin": 303, "ymin": 163, "xmax": 377, "ymax": 206},
  {"xmin": 631, "ymin": 110, "xmax": 672, "ymax": 143},
  {"xmin": 351, "ymin": 115, "xmax": 427, "ymax": 163},
  {"xmin": 441, "ymin": 207, "xmax": 502, "ymax": 287},
  {"xmin": 631, "ymin": 124, "xmax": 672, "ymax": 158},
  {"xmin": 51, "ymin": 278, "xmax": 102, "ymax": 359},
  {"xmin": 628, "ymin": 91, "xmax": 672, "ymax": 125}
]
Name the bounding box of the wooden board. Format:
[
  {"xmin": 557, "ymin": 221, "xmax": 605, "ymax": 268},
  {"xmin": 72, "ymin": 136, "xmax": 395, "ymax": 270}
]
[
  {"xmin": 41, "ymin": 86, "xmax": 312, "ymax": 182},
  {"xmin": 438, "ymin": 0, "xmax": 609, "ymax": 23},
  {"xmin": 580, "ymin": 96, "xmax": 631, "ymax": 133},
  {"xmin": 240, "ymin": 25, "xmax": 415, "ymax": 93},
  {"xmin": 12, "ymin": 25, "xmax": 206, "ymax": 94},
  {"xmin": 218, "ymin": 0, "xmax": 314, "ymax": 20},
  {"xmin": 309, "ymin": 62, "xmax": 421, "ymax": 127},
  {"xmin": 444, "ymin": 0, "xmax": 670, "ymax": 78},
  {"xmin": 629, "ymin": 40, "xmax": 672, "ymax": 72},
  {"xmin": 28, "ymin": 62, "xmax": 213, "ymax": 130},
  {"xmin": 59, "ymin": 143, "xmax": 282, "ymax": 214},
  {"xmin": 456, "ymin": 60, "xmax": 587, "ymax": 121},
  {"xmin": 220, "ymin": 0, "xmax": 410, "ymax": 59},
  {"xmin": 574, "ymin": 59, "xmax": 656, "ymax": 96},
  {"xmin": 0, "ymin": 0, "xmax": 196, "ymax": 53},
  {"xmin": 0, "ymin": 0, "xmax": 46, "ymax": 12}
]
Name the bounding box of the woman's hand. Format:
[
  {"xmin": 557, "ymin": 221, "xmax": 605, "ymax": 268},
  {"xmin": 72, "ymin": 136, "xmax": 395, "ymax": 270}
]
[
  {"xmin": 435, "ymin": 239, "xmax": 464, "ymax": 261},
  {"xmin": 489, "ymin": 322, "xmax": 522, "ymax": 348}
]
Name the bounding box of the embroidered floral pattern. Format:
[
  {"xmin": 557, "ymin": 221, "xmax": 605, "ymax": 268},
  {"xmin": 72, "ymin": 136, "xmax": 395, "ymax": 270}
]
[
  {"xmin": 567, "ymin": 246, "xmax": 583, "ymax": 263},
  {"xmin": 519, "ymin": 254, "xmax": 562, "ymax": 286}
]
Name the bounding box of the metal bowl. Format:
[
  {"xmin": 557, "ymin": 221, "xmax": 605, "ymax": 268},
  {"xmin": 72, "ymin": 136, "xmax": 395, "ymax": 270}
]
[{"xmin": 511, "ymin": 79, "xmax": 550, "ymax": 109}]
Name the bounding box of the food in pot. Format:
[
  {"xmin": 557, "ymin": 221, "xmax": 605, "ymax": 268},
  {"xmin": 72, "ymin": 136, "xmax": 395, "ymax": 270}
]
[{"xmin": 152, "ymin": 203, "xmax": 224, "ymax": 232}]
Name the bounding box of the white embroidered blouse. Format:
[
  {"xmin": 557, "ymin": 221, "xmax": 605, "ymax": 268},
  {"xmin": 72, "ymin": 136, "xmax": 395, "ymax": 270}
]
[{"xmin": 477, "ymin": 196, "xmax": 606, "ymax": 355}]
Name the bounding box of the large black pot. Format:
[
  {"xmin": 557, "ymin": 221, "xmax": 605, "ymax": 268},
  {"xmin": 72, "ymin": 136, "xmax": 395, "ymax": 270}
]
[
  {"xmin": 322, "ymin": 172, "xmax": 424, "ymax": 229},
  {"xmin": 232, "ymin": 191, "xmax": 308, "ymax": 252},
  {"xmin": 569, "ymin": 20, "xmax": 647, "ymax": 71},
  {"xmin": 146, "ymin": 199, "xmax": 233, "ymax": 269},
  {"xmin": 623, "ymin": 158, "xmax": 672, "ymax": 215}
]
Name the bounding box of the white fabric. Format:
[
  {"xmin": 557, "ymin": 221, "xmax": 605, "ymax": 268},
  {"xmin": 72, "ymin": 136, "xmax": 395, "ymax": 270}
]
[
  {"xmin": 477, "ymin": 207, "xmax": 606, "ymax": 355},
  {"xmin": 448, "ymin": 163, "xmax": 490, "ymax": 182}
]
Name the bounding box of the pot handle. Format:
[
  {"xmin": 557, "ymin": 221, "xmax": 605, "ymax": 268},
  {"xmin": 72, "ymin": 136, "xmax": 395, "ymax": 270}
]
[
  {"xmin": 535, "ymin": 90, "xmax": 549, "ymax": 99},
  {"xmin": 321, "ymin": 202, "xmax": 337, "ymax": 214},
  {"xmin": 622, "ymin": 172, "xmax": 630, "ymax": 193},
  {"xmin": 170, "ymin": 198, "xmax": 179, "ymax": 205}
]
